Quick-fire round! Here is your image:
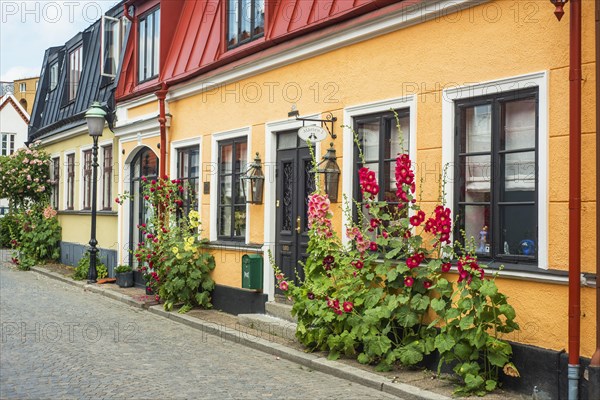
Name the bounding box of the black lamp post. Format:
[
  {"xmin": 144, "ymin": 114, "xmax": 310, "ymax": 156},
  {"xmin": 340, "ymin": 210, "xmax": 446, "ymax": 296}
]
[
  {"xmin": 314, "ymin": 143, "xmax": 340, "ymax": 202},
  {"xmin": 241, "ymin": 152, "xmax": 265, "ymax": 204},
  {"xmin": 85, "ymin": 102, "xmax": 106, "ymax": 283}
]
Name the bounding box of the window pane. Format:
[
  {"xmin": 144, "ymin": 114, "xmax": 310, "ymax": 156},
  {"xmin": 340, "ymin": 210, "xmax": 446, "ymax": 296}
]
[
  {"xmin": 499, "ymin": 205, "xmax": 536, "ymax": 257},
  {"xmin": 189, "ymin": 150, "xmax": 199, "ymax": 178},
  {"xmin": 146, "ymin": 13, "xmax": 153, "ymax": 78},
  {"xmin": 254, "ymin": 0, "xmax": 265, "ymax": 35},
  {"xmin": 138, "ymin": 18, "xmax": 146, "ymax": 81},
  {"xmin": 220, "ymin": 175, "xmax": 233, "ymax": 204},
  {"xmin": 503, "ymin": 99, "xmax": 536, "ymax": 150},
  {"xmin": 385, "ymin": 115, "xmax": 409, "ymax": 158},
  {"xmin": 461, "ymin": 155, "xmax": 491, "ymax": 201},
  {"xmin": 153, "ymin": 8, "xmax": 160, "ymax": 77},
  {"xmin": 460, "ymin": 204, "xmax": 491, "ymax": 257},
  {"xmin": 358, "ymin": 119, "xmax": 379, "ymax": 162},
  {"xmin": 219, "ymin": 206, "xmax": 232, "ymax": 236},
  {"xmin": 383, "ymin": 160, "xmax": 397, "ymax": 202},
  {"xmin": 228, "ymin": 0, "xmax": 238, "ymax": 46},
  {"xmin": 235, "ymin": 141, "xmax": 247, "ymax": 173},
  {"xmin": 241, "ymin": 0, "xmax": 252, "ymax": 40},
  {"xmin": 463, "ymin": 105, "xmax": 491, "ymax": 153},
  {"xmin": 220, "ymin": 144, "xmax": 233, "ymax": 174},
  {"xmin": 234, "ymin": 206, "xmax": 246, "ymax": 237},
  {"xmin": 277, "ymin": 131, "xmax": 296, "ymax": 150},
  {"xmin": 502, "ymin": 151, "xmax": 535, "ymax": 199}
]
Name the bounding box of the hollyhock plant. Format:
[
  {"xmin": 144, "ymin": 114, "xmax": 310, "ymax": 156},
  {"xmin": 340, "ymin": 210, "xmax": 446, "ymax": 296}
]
[{"xmin": 271, "ymin": 124, "xmax": 520, "ymax": 395}]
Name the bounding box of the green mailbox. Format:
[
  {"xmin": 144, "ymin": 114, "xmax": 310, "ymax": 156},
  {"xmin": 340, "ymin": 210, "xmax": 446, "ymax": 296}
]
[{"xmin": 242, "ymin": 254, "xmax": 263, "ymax": 290}]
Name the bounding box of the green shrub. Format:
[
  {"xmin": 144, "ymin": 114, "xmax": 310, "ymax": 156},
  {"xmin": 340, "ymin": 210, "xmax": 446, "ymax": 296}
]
[
  {"xmin": 73, "ymin": 252, "xmax": 108, "ymax": 281},
  {"xmin": 114, "ymin": 265, "xmax": 132, "ymax": 273},
  {"xmin": 0, "ymin": 213, "xmax": 20, "ymax": 248},
  {"xmin": 13, "ymin": 204, "xmax": 61, "ymax": 270}
]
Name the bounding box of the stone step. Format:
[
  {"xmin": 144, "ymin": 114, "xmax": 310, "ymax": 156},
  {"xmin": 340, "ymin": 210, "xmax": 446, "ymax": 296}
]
[
  {"xmin": 237, "ymin": 314, "xmax": 298, "ymax": 342},
  {"xmin": 265, "ymin": 301, "xmax": 297, "ymax": 323}
]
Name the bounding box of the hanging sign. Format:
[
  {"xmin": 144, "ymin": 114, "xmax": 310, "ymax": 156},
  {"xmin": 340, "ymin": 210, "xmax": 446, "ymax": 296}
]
[{"xmin": 298, "ymin": 126, "xmax": 327, "ymax": 143}]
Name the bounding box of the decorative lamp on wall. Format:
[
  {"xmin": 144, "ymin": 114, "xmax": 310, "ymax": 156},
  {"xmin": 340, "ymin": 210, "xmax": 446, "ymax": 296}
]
[
  {"xmin": 314, "ymin": 143, "xmax": 340, "ymax": 202},
  {"xmin": 241, "ymin": 152, "xmax": 265, "ymax": 204}
]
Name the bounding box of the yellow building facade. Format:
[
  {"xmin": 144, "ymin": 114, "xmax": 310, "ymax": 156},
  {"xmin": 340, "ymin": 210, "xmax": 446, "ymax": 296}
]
[
  {"xmin": 113, "ymin": 0, "xmax": 596, "ymax": 367},
  {"xmin": 13, "ymin": 77, "xmax": 39, "ymax": 115}
]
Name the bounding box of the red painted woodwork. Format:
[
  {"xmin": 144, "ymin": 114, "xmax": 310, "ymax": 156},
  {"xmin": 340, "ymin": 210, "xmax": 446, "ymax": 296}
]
[{"xmin": 116, "ymin": 0, "xmax": 404, "ymax": 100}]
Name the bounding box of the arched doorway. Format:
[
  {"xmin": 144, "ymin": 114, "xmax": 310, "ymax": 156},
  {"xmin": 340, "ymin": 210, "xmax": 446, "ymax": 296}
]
[{"xmin": 128, "ymin": 147, "xmax": 159, "ymax": 266}]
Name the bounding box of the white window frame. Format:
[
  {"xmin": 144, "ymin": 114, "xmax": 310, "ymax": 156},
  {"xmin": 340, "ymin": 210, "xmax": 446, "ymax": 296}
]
[
  {"xmin": 63, "ymin": 150, "xmax": 76, "ymax": 210},
  {"xmin": 99, "ymin": 139, "xmax": 114, "ymax": 211},
  {"xmin": 50, "ymin": 153, "xmax": 61, "ymax": 210},
  {"xmin": 19, "ymin": 82, "xmax": 26, "ymax": 92},
  {"xmin": 49, "ymin": 62, "xmax": 58, "ymax": 91},
  {"xmin": 210, "ymin": 127, "xmax": 252, "ymax": 244},
  {"xmin": 101, "ymin": 15, "xmax": 125, "ymax": 78},
  {"xmin": 342, "ymin": 95, "xmax": 418, "ymax": 245},
  {"xmin": 170, "ymin": 137, "xmax": 202, "ymax": 213},
  {"xmin": 1, "ymin": 133, "xmax": 16, "ymax": 156},
  {"xmin": 79, "ymin": 144, "xmax": 93, "ymax": 210},
  {"xmin": 68, "ymin": 45, "xmax": 83, "ymax": 101},
  {"xmin": 441, "ymin": 71, "xmax": 549, "ymax": 270}
]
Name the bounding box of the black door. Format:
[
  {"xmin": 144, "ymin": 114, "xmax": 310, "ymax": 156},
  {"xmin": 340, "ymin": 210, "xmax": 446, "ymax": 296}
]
[{"xmin": 275, "ymin": 131, "xmax": 315, "ymax": 292}]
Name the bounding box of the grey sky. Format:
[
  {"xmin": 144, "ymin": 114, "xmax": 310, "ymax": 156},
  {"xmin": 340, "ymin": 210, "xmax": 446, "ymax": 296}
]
[{"xmin": 1, "ymin": 0, "xmax": 120, "ymax": 81}]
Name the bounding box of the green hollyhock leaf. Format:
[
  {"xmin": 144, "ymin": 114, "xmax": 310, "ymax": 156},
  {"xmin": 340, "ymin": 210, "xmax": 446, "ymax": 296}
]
[
  {"xmin": 487, "ymin": 349, "xmax": 510, "ymax": 367},
  {"xmin": 465, "ymin": 373, "xmax": 484, "ymax": 390},
  {"xmin": 435, "ymin": 333, "xmax": 456, "ymax": 353},
  {"xmin": 459, "ymin": 315, "xmax": 474, "ymax": 330},
  {"xmin": 499, "ymin": 304, "xmax": 516, "ymax": 320},
  {"xmin": 367, "ymin": 335, "xmax": 392, "ymax": 356},
  {"xmin": 398, "ymin": 346, "xmax": 423, "ymax": 365},
  {"xmin": 479, "ymin": 280, "xmax": 498, "ymax": 297},
  {"xmin": 454, "ymin": 342, "xmax": 472, "ymax": 360},
  {"xmin": 431, "ymin": 298, "xmax": 446, "ymax": 313},
  {"xmin": 410, "ymin": 293, "xmax": 430, "ymax": 311},
  {"xmin": 397, "ymin": 305, "xmax": 419, "ymax": 327},
  {"xmin": 385, "ymin": 246, "xmax": 403, "ymax": 259},
  {"xmin": 485, "ymin": 379, "xmax": 497, "ymax": 391},
  {"xmin": 387, "ymin": 268, "xmax": 398, "ymax": 282},
  {"xmin": 357, "ymin": 353, "xmax": 371, "ymax": 364}
]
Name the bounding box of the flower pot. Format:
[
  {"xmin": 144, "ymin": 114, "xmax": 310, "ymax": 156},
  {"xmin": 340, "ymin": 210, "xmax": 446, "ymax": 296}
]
[{"xmin": 115, "ymin": 271, "xmax": 134, "ymax": 288}]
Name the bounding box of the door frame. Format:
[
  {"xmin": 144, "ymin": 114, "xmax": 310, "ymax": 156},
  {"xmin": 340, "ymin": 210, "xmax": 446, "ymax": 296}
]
[{"xmin": 264, "ymin": 115, "xmax": 320, "ymax": 301}]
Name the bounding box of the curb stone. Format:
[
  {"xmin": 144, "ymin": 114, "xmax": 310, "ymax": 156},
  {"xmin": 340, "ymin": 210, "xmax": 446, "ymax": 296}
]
[{"xmin": 30, "ymin": 266, "xmax": 451, "ymax": 400}]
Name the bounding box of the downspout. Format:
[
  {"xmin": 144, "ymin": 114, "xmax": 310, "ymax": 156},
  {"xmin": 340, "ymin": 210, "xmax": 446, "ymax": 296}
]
[
  {"xmin": 155, "ymin": 82, "xmax": 169, "ymax": 178},
  {"xmin": 123, "ymin": 3, "xmax": 134, "ymax": 22},
  {"xmin": 568, "ymin": 0, "xmax": 582, "ymax": 399},
  {"xmin": 589, "ymin": 0, "xmax": 600, "ymax": 399}
]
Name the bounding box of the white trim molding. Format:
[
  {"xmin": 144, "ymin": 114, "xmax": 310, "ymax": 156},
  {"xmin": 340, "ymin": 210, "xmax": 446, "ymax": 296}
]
[
  {"xmin": 441, "ymin": 71, "xmax": 549, "ymax": 270},
  {"xmin": 63, "ymin": 150, "xmax": 76, "ymax": 211},
  {"xmin": 342, "ymin": 95, "xmax": 418, "ymax": 245},
  {"xmin": 78, "ymin": 144, "xmax": 93, "ymax": 211},
  {"xmin": 209, "ymin": 126, "xmax": 252, "ymax": 243}
]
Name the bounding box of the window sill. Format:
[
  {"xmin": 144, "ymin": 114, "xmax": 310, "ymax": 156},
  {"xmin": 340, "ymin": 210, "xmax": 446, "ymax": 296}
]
[
  {"xmin": 57, "ymin": 210, "xmax": 118, "ymax": 216},
  {"xmin": 206, "ymin": 241, "xmax": 263, "ymax": 252}
]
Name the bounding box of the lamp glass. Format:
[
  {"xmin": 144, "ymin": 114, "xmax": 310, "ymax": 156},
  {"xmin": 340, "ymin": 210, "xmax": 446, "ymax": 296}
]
[{"xmin": 85, "ymin": 102, "xmax": 107, "ymax": 137}]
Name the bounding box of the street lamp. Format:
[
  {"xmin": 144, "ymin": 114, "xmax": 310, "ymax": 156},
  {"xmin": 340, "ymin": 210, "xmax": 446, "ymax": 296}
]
[{"xmin": 85, "ymin": 102, "xmax": 106, "ymax": 283}]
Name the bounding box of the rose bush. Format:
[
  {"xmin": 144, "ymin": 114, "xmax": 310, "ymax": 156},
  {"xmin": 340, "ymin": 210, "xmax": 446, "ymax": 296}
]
[{"xmin": 273, "ymin": 136, "xmax": 520, "ymax": 395}]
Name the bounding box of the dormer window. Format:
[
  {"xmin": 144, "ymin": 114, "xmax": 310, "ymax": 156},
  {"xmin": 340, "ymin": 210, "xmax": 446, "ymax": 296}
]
[
  {"xmin": 101, "ymin": 15, "xmax": 128, "ymax": 78},
  {"xmin": 227, "ymin": 0, "xmax": 264, "ymax": 49},
  {"xmin": 138, "ymin": 7, "xmax": 160, "ymax": 83},
  {"xmin": 68, "ymin": 45, "xmax": 82, "ymax": 101},
  {"xmin": 49, "ymin": 62, "xmax": 58, "ymax": 91}
]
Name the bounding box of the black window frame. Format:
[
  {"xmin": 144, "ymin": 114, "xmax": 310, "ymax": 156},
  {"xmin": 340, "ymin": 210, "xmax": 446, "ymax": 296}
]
[
  {"xmin": 217, "ymin": 137, "xmax": 247, "ymax": 242},
  {"xmin": 352, "ymin": 109, "xmax": 410, "ymax": 208},
  {"xmin": 176, "ymin": 145, "xmax": 200, "ymax": 218},
  {"xmin": 453, "ymin": 87, "xmax": 539, "ymax": 266},
  {"xmin": 227, "ymin": 0, "xmax": 265, "ymax": 49},
  {"xmin": 137, "ymin": 6, "xmax": 160, "ymax": 84}
]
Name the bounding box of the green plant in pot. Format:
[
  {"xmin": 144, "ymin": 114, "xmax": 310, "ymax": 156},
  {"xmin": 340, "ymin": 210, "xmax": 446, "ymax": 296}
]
[{"xmin": 114, "ymin": 265, "xmax": 134, "ymax": 288}]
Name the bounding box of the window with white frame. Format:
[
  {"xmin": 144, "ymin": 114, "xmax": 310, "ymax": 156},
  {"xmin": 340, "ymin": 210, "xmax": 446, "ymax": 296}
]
[
  {"xmin": 454, "ymin": 88, "xmax": 538, "ymax": 263},
  {"xmin": 82, "ymin": 150, "xmax": 92, "ymax": 210},
  {"xmin": 1, "ymin": 133, "xmax": 15, "ymax": 156},
  {"xmin": 138, "ymin": 7, "xmax": 160, "ymax": 82},
  {"xmin": 102, "ymin": 145, "xmax": 113, "ymax": 210},
  {"xmin": 101, "ymin": 16, "xmax": 128, "ymax": 78},
  {"xmin": 19, "ymin": 82, "xmax": 26, "ymax": 92},
  {"xmin": 177, "ymin": 146, "xmax": 200, "ymax": 217},
  {"xmin": 217, "ymin": 137, "xmax": 247, "ymax": 240},
  {"xmin": 66, "ymin": 154, "xmax": 75, "ymax": 210},
  {"xmin": 51, "ymin": 157, "xmax": 60, "ymax": 209},
  {"xmin": 68, "ymin": 45, "xmax": 82, "ymax": 101}
]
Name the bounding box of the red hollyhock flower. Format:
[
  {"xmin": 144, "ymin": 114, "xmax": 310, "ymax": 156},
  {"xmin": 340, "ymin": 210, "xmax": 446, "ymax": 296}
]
[
  {"xmin": 404, "ymin": 276, "xmax": 414, "ymax": 287},
  {"xmin": 423, "ymin": 281, "xmax": 432, "ymax": 289},
  {"xmin": 307, "ymin": 292, "xmax": 315, "ymax": 300},
  {"xmin": 369, "ymin": 242, "xmax": 378, "ymax": 251},
  {"xmin": 441, "ymin": 262, "xmax": 451, "ymax": 273},
  {"xmin": 410, "ymin": 215, "xmax": 421, "ymax": 226},
  {"xmin": 353, "ymin": 260, "xmax": 364, "ymax": 269},
  {"xmin": 343, "ymin": 301, "xmax": 354, "ymax": 313}
]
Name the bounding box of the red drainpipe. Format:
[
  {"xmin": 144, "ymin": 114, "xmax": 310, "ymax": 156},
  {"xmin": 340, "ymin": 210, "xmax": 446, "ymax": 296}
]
[
  {"xmin": 155, "ymin": 82, "xmax": 169, "ymax": 178},
  {"xmin": 567, "ymin": 0, "xmax": 582, "ymax": 398}
]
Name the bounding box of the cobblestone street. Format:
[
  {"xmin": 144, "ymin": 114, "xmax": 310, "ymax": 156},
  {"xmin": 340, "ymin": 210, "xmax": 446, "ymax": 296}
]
[{"xmin": 0, "ymin": 263, "xmax": 400, "ymax": 399}]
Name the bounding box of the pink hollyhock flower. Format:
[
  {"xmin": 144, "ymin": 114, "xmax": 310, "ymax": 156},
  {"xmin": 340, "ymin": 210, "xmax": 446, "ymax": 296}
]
[{"xmin": 279, "ymin": 281, "xmax": 289, "ymax": 291}]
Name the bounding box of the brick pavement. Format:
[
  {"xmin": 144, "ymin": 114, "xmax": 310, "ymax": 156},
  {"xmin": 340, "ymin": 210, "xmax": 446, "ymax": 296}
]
[{"xmin": 0, "ymin": 263, "xmax": 401, "ymax": 399}]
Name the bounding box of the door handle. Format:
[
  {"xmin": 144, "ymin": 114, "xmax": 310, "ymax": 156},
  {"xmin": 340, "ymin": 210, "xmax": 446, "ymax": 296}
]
[{"xmin": 296, "ymin": 216, "xmax": 301, "ymax": 233}]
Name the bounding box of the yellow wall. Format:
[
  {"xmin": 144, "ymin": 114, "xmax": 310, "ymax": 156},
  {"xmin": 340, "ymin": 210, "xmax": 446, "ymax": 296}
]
[
  {"xmin": 127, "ymin": 101, "xmax": 158, "ymax": 119},
  {"xmin": 41, "ymin": 126, "xmax": 118, "ymax": 249},
  {"xmin": 13, "ymin": 77, "xmax": 39, "ymax": 115},
  {"xmin": 118, "ymin": 1, "xmax": 596, "ymax": 355}
]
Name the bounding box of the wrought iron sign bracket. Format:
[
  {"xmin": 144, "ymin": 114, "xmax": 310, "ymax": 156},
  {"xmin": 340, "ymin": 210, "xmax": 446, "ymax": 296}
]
[{"xmin": 289, "ymin": 110, "xmax": 337, "ymax": 139}]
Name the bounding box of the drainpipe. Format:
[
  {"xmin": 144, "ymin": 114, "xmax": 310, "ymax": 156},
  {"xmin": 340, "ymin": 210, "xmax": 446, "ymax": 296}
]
[
  {"xmin": 567, "ymin": 0, "xmax": 582, "ymax": 399},
  {"xmin": 155, "ymin": 82, "xmax": 168, "ymax": 178},
  {"xmin": 589, "ymin": 1, "xmax": 600, "ymax": 399}
]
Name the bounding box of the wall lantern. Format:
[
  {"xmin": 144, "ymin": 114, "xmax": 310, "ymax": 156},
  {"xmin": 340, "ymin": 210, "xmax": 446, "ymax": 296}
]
[
  {"xmin": 241, "ymin": 152, "xmax": 265, "ymax": 204},
  {"xmin": 314, "ymin": 143, "xmax": 340, "ymax": 202}
]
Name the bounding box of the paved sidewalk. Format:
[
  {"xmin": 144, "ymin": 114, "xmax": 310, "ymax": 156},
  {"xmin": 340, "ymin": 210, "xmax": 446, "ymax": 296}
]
[{"xmin": 1, "ymin": 252, "xmax": 528, "ymax": 400}]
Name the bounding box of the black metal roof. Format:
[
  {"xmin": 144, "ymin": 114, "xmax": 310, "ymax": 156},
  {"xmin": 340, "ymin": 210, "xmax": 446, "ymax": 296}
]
[{"xmin": 28, "ymin": 2, "xmax": 125, "ymax": 141}]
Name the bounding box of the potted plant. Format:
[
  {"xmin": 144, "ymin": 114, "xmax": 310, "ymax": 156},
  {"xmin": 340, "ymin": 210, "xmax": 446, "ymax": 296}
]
[{"xmin": 114, "ymin": 265, "xmax": 134, "ymax": 288}]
